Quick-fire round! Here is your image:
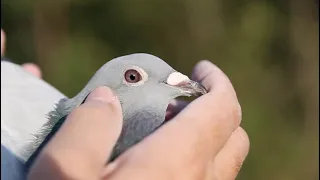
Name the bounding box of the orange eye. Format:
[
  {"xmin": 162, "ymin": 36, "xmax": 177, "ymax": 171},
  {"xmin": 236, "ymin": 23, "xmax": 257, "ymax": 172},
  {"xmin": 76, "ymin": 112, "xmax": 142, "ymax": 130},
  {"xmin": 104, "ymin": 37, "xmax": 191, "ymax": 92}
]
[{"xmin": 124, "ymin": 69, "xmax": 142, "ymax": 83}]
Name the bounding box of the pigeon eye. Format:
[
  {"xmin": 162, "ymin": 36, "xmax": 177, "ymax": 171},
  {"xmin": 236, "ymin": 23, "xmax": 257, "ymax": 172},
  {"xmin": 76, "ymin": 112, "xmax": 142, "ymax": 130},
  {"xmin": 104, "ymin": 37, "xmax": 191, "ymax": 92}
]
[{"xmin": 124, "ymin": 69, "xmax": 142, "ymax": 83}]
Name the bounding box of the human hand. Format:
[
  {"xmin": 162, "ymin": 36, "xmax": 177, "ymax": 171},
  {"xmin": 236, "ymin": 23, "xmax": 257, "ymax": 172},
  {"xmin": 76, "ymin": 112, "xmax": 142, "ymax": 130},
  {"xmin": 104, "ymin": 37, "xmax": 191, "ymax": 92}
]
[
  {"xmin": 27, "ymin": 61, "xmax": 249, "ymax": 180},
  {"xmin": 1, "ymin": 29, "xmax": 42, "ymax": 78}
]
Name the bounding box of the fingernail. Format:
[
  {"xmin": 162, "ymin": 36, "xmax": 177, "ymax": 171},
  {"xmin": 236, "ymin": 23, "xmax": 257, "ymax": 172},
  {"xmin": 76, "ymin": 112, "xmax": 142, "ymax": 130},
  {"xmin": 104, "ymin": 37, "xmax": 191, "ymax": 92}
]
[{"xmin": 86, "ymin": 86, "xmax": 116, "ymax": 103}]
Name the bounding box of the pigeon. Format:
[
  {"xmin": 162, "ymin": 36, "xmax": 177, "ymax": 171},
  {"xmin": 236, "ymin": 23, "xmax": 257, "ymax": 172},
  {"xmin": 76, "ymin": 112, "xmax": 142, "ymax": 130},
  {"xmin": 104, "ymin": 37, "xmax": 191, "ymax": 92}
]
[{"xmin": 2, "ymin": 53, "xmax": 207, "ymax": 176}]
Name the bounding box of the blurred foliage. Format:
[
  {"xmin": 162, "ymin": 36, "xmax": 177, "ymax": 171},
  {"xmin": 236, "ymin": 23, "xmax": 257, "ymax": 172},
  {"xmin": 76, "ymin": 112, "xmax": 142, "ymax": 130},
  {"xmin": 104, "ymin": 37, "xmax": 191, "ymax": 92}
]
[{"xmin": 1, "ymin": 0, "xmax": 319, "ymax": 179}]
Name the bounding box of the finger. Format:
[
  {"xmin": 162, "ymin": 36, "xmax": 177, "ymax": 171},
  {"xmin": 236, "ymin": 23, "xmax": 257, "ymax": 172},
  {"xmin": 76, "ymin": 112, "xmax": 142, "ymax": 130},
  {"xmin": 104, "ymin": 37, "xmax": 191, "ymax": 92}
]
[
  {"xmin": 1, "ymin": 29, "xmax": 6, "ymax": 56},
  {"xmin": 192, "ymin": 60, "xmax": 241, "ymax": 125},
  {"xmin": 165, "ymin": 99, "xmax": 189, "ymax": 120},
  {"xmin": 209, "ymin": 127, "xmax": 250, "ymax": 180},
  {"xmin": 107, "ymin": 61, "xmax": 242, "ymax": 179},
  {"xmin": 22, "ymin": 63, "xmax": 42, "ymax": 78},
  {"xmin": 156, "ymin": 60, "xmax": 242, "ymax": 156},
  {"xmin": 28, "ymin": 87, "xmax": 123, "ymax": 180}
]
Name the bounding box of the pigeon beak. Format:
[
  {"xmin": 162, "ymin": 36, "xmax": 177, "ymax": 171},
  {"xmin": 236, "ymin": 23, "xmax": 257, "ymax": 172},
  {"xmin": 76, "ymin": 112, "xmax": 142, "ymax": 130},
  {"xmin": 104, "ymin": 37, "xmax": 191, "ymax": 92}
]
[
  {"xmin": 174, "ymin": 79, "xmax": 208, "ymax": 97},
  {"xmin": 166, "ymin": 72, "xmax": 208, "ymax": 97}
]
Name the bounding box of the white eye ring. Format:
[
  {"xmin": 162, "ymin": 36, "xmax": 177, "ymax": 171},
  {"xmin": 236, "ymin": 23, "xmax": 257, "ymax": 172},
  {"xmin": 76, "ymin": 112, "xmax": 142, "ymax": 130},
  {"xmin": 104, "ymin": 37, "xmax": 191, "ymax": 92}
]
[{"xmin": 123, "ymin": 66, "xmax": 148, "ymax": 86}]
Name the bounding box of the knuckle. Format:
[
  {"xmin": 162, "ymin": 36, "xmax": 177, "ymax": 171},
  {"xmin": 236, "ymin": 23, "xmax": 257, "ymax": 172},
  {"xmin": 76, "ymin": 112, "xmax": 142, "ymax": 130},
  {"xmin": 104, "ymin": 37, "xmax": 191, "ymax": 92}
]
[
  {"xmin": 230, "ymin": 155, "xmax": 244, "ymax": 179},
  {"xmin": 235, "ymin": 127, "xmax": 250, "ymax": 153},
  {"xmin": 223, "ymin": 86, "xmax": 242, "ymax": 129},
  {"xmin": 209, "ymin": 128, "xmax": 249, "ymax": 180},
  {"xmin": 229, "ymin": 127, "xmax": 250, "ymax": 178},
  {"xmin": 214, "ymin": 94, "xmax": 241, "ymax": 131},
  {"xmin": 213, "ymin": 155, "xmax": 245, "ymax": 180},
  {"xmin": 232, "ymin": 102, "xmax": 242, "ymax": 127},
  {"xmin": 223, "ymin": 83, "xmax": 241, "ymax": 126}
]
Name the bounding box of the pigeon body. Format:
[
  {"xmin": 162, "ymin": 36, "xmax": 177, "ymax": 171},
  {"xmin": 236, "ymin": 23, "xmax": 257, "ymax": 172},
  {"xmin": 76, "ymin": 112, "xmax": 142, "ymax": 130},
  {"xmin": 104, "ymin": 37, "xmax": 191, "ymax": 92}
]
[{"xmin": 1, "ymin": 53, "xmax": 207, "ymax": 176}]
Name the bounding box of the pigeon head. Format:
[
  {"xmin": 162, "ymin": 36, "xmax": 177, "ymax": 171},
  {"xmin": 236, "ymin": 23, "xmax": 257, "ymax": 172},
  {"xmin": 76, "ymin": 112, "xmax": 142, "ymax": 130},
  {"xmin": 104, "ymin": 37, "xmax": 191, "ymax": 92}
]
[
  {"xmin": 25, "ymin": 53, "xmax": 207, "ymax": 167},
  {"xmin": 67, "ymin": 53, "xmax": 206, "ymax": 110},
  {"xmin": 66, "ymin": 53, "xmax": 207, "ymax": 160}
]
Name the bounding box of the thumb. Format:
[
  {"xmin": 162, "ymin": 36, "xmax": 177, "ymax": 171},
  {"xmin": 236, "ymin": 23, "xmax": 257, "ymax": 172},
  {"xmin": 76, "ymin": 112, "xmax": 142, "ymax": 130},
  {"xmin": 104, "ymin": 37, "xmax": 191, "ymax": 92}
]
[
  {"xmin": 29, "ymin": 87, "xmax": 123, "ymax": 180},
  {"xmin": 77, "ymin": 86, "xmax": 123, "ymax": 160}
]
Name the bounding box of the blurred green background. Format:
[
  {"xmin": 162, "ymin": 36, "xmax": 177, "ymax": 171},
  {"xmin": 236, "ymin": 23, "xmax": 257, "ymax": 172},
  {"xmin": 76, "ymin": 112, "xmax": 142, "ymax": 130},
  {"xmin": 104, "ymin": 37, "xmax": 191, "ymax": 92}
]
[{"xmin": 1, "ymin": 0, "xmax": 319, "ymax": 179}]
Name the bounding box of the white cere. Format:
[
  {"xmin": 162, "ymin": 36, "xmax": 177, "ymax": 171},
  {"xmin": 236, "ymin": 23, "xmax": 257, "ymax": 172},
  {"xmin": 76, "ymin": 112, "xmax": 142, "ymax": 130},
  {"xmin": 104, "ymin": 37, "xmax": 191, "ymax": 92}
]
[{"xmin": 166, "ymin": 72, "xmax": 190, "ymax": 86}]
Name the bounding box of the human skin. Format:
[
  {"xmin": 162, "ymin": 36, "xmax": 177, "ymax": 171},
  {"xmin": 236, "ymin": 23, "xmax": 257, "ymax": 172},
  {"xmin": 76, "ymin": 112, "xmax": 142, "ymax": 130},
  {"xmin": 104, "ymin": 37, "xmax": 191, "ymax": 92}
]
[
  {"xmin": 1, "ymin": 29, "xmax": 249, "ymax": 180},
  {"xmin": 27, "ymin": 64, "xmax": 249, "ymax": 180}
]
